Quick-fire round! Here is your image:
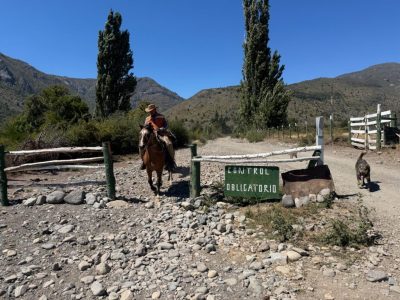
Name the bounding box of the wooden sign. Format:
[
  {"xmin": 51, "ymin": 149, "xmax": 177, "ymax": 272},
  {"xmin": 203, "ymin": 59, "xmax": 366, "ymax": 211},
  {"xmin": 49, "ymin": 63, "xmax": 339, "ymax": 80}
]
[{"xmin": 224, "ymin": 165, "xmax": 279, "ymax": 199}]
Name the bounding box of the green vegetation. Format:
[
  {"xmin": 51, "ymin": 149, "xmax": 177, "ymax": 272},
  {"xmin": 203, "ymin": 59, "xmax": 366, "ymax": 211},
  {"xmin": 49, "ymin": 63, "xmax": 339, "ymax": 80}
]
[
  {"xmin": 239, "ymin": 0, "xmax": 291, "ymax": 130},
  {"xmin": 96, "ymin": 10, "xmax": 137, "ymax": 118},
  {"xmin": 0, "ymin": 86, "xmax": 190, "ymax": 155},
  {"xmin": 244, "ymin": 197, "xmax": 378, "ymax": 247}
]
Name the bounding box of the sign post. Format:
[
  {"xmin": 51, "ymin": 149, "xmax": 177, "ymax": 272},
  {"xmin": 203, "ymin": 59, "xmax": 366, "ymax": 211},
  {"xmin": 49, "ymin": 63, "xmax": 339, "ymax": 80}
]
[{"xmin": 224, "ymin": 165, "xmax": 280, "ymax": 199}]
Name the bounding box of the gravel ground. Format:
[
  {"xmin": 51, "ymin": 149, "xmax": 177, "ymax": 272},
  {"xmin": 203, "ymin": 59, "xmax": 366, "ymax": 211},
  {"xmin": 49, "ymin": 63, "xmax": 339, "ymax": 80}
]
[{"xmin": 1, "ymin": 137, "xmax": 400, "ymax": 300}]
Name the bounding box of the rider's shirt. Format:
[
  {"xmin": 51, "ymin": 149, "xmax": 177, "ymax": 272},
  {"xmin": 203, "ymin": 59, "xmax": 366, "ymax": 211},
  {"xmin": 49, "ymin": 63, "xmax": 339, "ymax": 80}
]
[{"xmin": 145, "ymin": 112, "xmax": 168, "ymax": 130}]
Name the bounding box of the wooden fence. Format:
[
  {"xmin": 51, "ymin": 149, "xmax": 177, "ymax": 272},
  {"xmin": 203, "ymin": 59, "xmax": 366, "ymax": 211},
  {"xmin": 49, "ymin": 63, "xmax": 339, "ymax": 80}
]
[
  {"xmin": 189, "ymin": 117, "xmax": 325, "ymax": 197},
  {"xmin": 0, "ymin": 142, "xmax": 115, "ymax": 206},
  {"xmin": 350, "ymin": 104, "xmax": 397, "ymax": 150}
]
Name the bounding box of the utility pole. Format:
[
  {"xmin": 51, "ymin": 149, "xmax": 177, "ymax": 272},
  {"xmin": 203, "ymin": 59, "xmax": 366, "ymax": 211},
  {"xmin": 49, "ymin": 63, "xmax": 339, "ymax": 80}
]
[{"xmin": 330, "ymin": 85, "xmax": 334, "ymax": 146}]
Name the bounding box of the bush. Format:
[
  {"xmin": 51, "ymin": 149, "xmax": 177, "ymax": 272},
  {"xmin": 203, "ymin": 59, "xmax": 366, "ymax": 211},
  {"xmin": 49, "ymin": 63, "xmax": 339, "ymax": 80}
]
[
  {"xmin": 169, "ymin": 119, "xmax": 189, "ymax": 148},
  {"xmin": 245, "ymin": 129, "xmax": 266, "ymax": 143}
]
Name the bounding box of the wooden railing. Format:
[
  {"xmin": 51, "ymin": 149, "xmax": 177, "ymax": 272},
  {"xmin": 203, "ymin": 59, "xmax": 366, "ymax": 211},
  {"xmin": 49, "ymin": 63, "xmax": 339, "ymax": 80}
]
[{"xmin": 0, "ymin": 142, "xmax": 115, "ymax": 206}]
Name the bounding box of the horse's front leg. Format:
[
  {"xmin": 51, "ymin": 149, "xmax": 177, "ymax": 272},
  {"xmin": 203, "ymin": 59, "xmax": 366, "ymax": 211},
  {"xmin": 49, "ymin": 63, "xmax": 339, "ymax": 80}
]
[
  {"xmin": 168, "ymin": 171, "xmax": 173, "ymax": 185},
  {"xmin": 156, "ymin": 170, "xmax": 163, "ymax": 196},
  {"xmin": 147, "ymin": 169, "xmax": 156, "ymax": 192}
]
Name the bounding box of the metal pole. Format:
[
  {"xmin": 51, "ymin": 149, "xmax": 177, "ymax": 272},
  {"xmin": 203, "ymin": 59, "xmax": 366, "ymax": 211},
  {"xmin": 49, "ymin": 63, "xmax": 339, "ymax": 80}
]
[
  {"xmin": 376, "ymin": 104, "xmax": 381, "ymax": 150},
  {"xmin": 305, "ymin": 121, "xmax": 309, "ymax": 144},
  {"xmin": 316, "ymin": 117, "xmax": 324, "ymax": 165},
  {"xmin": 296, "ymin": 123, "xmax": 299, "ymax": 139},
  {"xmin": 102, "ymin": 142, "xmax": 116, "ymax": 200},
  {"xmin": 190, "ymin": 144, "xmax": 200, "ymax": 198},
  {"xmin": 0, "ymin": 145, "xmax": 9, "ymax": 206},
  {"xmin": 289, "ymin": 124, "xmax": 292, "ymax": 139}
]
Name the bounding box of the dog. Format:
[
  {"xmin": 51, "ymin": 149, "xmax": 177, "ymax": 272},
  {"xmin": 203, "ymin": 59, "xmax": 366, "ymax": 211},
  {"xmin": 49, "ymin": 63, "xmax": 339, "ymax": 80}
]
[{"xmin": 355, "ymin": 152, "xmax": 371, "ymax": 188}]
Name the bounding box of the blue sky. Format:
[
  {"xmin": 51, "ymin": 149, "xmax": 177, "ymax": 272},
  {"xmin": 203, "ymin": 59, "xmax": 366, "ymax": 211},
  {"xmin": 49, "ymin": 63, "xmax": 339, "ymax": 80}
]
[{"xmin": 1, "ymin": 0, "xmax": 399, "ymax": 99}]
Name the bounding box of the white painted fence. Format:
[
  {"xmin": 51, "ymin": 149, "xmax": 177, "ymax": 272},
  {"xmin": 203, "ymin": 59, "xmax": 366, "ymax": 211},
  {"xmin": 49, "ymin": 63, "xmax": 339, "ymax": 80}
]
[{"xmin": 350, "ymin": 104, "xmax": 395, "ymax": 150}]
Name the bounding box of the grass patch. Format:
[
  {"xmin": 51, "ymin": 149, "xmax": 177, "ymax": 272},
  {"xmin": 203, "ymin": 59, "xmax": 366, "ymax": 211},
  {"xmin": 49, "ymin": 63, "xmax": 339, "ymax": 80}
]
[{"xmin": 243, "ymin": 196, "xmax": 379, "ymax": 248}]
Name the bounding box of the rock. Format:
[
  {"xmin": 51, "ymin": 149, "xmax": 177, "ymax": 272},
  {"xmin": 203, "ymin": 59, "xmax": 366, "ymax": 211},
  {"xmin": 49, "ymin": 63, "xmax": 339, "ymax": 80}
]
[
  {"xmin": 46, "ymin": 190, "xmax": 65, "ymax": 204},
  {"xmin": 90, "ymin": 281, "xmax": 106, "ymax": 296},
  {"xmin": 157, "ymin": 242, "xmax": 174, "ymax": 250},
  {"xmin": 292, "ymin": 247, "xmax": 309, "ymax": 256},
  {"xmin": 23, "ymin": 197, "xmax": 37, "ymax": 206},
  {"xmin": 6, "ymin": 249, "xmax": 17, "ymax": 257},
  {"xmin": 96, "ymin": 262, "xmax": 111, "ymax": 275},
  {"xmin": 106, "ymin": 200, "xmax": 130, "ymax": 209},
  {"xmin": 309, "ymin": 194, "xmax": 317, "ymax": 202},
  {"xmin": 152, "ymin": 291, "xmax": 161, "ymax": 299},
  {"xmin": 14, "ymin": 285, "xmax": 27, "ymax": 298},
  {"xmin": 390, "ymin": 286, "xmax": 400, "ymax": 294},
  {"xmin": 224, "ymin": 277, "xmax": 238, "ymax": 286},
  {"xmin": 286, "ymin": 250, "xmax": 302, "ymax": 262},
  {"xmin": 120, "ymin": 290, "xmax": 134, "ymax": 300},
  {"xmin": 38, "ymin": 296, "xmax": 48, "ymax": 300},
  {"xmin": 78, "ymin": 261, "xmax": 92, "ymax": 271},
  {"xmin": 266, "ymin": 252, "xmax": 288, "ymax": 265},
  {"xmin": 320, "ymin": 188, "xmax": 331, "ymax": 197},
  {"xmin": 85, "ymin": 193, "xmax": 97, "ymax": 205},
  {"xmin": 366, "ymin": 270, "xmax": 388, "ymax": 282},
  {"xmin": 249, "ymin": 277, "xmax": 262, "ymax": 295},
  {"xmin": 135, "ymin": 244, "xmax": 147, "ymax": 256},
  {"xmin": 41, "ymin": 243, "xmax": 55, "ymax": 250},
  {"xmin": 36, "ymin": 195, "xmax": 47, "ymax": 205},
  {"xmin": 294, "ymin": 196, "xmax": 310, "ymax": 208},
  {"xmin": 58, "ymin": 224, "xmax": 75, "ymax": 234},
  {"xmin": 323, "ymin": 268, "xmax": 336, "ymax": 277},
  {"xmin": 208, "ymin": 270, "xmax": 218, "ymax": 278},
  {"xmin": 145, "ymin": 202, "xmax": 154, "ymax": 209},
  {"xmin": 181, "ymin": 201, "xmax": 194, "ymax": 210},
  {"xmin": 64, "ymin": 189, "xmax": 85, "ymax": 205},
  {"xmin": 197, "ymin": 262, "xmax": 208, "ymax": 273},
  {"xmin": 80, "ymin": 276, "xmax": 95, "ymax": 285},
  {"xmin": 281, "ymin": 194, "xmax": 295, "ymax": 208},
  {"xmin": 324, "ymin": 293, "xmax": 335, "ymax": 300},
  {"xmin": 258, "ymin": 241, "xmax": 270, "ymax": 252},
  {"xmin": 275, "ymin": 265, "xmax": 291, "ymax": 275},
  {"xmin": 195, "ymin": 286, "xmax": 209, "ymax": 295},
  {"xmin": 205, "ymin": 243, "xmax": 216, "ymax": 253}
]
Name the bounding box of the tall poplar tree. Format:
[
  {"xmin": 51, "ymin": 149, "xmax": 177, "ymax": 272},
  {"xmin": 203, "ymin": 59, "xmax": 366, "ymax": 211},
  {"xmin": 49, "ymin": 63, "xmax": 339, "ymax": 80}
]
[
  {"xmin": 240, "ymin": 0, "xmax": 290, "ymax": 129},
  {"xmin": 95, "ymin": 10, "xmax": 137, "ymax": 118}
]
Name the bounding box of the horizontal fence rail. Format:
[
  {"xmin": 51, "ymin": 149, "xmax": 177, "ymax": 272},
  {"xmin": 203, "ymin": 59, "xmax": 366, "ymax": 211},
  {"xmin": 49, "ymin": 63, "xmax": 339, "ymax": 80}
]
[
  {"xmin": 349, "ymin": 104, "xmax": 397, "ymax": 150},
  {"xmin": 190, "ymin": 117, "xmax": 325, "ymax": 198},
  {"xmin": 0, "ymin": 142, "xmax": 115, "ymax": 206}
]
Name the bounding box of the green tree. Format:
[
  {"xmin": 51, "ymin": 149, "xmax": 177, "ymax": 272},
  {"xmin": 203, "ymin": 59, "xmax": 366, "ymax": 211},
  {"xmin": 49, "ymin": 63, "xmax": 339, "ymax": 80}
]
[
  {"xmin": 240, "ymin": 0, "xmax": 290, "ymax": 129},
  {"xmin": 96, "ymin": 10, "xmax": 137, "ymax": 118},
  {"xmin": 23, "ymin": 85, "xmax": 89, "ymax": 131}
]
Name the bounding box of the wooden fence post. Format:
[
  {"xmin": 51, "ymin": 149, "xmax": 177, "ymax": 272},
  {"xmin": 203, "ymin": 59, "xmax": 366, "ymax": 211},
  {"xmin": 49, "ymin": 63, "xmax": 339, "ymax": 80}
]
[
  {"xmin": 102, "ymin": 142, "xmax": 116, "ymax": 200},
  {"xmin": 376, "ymin": 104, "xmax": 381, "ymax": 150},
  {"xmin": 190, "ymin": 144, "xmax": 200, "ymax": 198},
  {"xmin": 281, "ymin": 125, "xmax": 284, "ymax": 139},
  {"xmin": 329, "ymin": 114, "xmax": 334, "ymax": 146},
  {"xmin": 316, "ymin": 117, "xmax": 324, "ymax": 165},
  {"xmin": 348, "ymin": 120, "xmax": 351, "ymax": 145},
  {"xmin": 289, "ymin": 124, "xmax": 292, "ymax": 139},
  {"xmin": 296, "ymin": 123, "xmax": 299, "ymax": 139},
  {"xmin": 305, "ymin": 121, "xmax": 309, "ymax": 144},
  {"xmin": 0, "ymin": 145, "xmax": 9, "ymax": 206},
  {"xmin": 391, "ymin": 113, "xmax": 397, "ymax": 128}
]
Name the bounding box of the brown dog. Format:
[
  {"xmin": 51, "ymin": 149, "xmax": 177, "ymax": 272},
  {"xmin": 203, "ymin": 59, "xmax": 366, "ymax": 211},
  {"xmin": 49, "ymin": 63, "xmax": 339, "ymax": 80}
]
[{"xmin": 355, "ymin": 152, "xmax": 371, "ymax": 188}]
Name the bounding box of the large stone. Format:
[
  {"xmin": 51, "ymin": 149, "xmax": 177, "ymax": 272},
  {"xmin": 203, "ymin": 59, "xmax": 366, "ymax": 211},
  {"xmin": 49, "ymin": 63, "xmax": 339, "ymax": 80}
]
[
  {"xmin": 46, "ymin": 190, "xmax": 65, "ymax": 204},
  {"xmin": 96, "ymin": 262, "xmax": 111, "ymax": 275},
  {"xmin": 366, "ymin": 270, "xmax": 388, "ymax": 282},
  {"xmin": 23, "ymin": 197, "xmax": 37, "ymax": 206},
  {"xmin": 281, "ymin": 194, "xmax": 295, "ymax": 208},
  {"xmin": 286, "ymin": 250, "xmax": 302, "ymax": 262},
  {"xmin": 106, "ymin": 200, "xmax": 130, "ymax": 209},
  {"xmin": 14, "ymin": 285, "xmax": 27, "ymax": 298},
  {"xmin": 90, "ymin": 281, "xmax": 106, "ymax": 296},
  {"xmin": 120, "ymin": 290, "xmax": 134, "ymax": 300},
  {"xmin": 84, "ymin": 193, "xmax": 97, "ymax": 205},
  {"xmin": 64, "ymin": 189, "xmax": 85, "ymax": 205},
  {"xmin": 58, "ymin": 224, "xmax": 75, "ymax": 234},
  {"xmin": 36, "ymin": 195, "xmax": 47, "ymax": 205}
]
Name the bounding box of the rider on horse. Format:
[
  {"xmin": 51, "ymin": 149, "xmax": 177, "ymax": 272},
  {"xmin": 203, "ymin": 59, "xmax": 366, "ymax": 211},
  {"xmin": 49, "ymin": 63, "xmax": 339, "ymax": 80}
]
[{"xmin": 140, "ymin": 104, "xmax": 175, "ymax": 170}]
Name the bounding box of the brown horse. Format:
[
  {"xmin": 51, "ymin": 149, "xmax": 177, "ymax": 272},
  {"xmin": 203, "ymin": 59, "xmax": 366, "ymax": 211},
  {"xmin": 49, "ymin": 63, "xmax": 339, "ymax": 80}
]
[{"xmin": 139, "ymin": 124, "xmax": 173, "ymax": 195}]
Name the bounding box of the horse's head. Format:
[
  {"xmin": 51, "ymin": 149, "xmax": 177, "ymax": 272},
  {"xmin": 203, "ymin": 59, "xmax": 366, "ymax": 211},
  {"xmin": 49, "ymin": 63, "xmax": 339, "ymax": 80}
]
[{"xmin": 139, "ymin": 124, "xmax": 153, "ymax": 149}]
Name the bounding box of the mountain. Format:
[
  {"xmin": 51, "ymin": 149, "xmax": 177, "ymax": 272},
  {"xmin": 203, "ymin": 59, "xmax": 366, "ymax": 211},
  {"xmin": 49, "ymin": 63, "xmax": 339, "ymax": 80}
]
[
  {"xmin": 166, "ymin": 63, "xmax": 400, "ymax": 127},
  {"xmin": 0, "ymin": 53, "xmax": 183, "ymax": 122}
]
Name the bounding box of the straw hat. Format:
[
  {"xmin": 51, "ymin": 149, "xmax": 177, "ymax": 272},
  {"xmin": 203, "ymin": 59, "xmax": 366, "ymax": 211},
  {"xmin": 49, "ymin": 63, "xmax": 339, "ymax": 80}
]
[{"xmin": 145, "ymin": 104, "xmax": 157, "ymax": 112}]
